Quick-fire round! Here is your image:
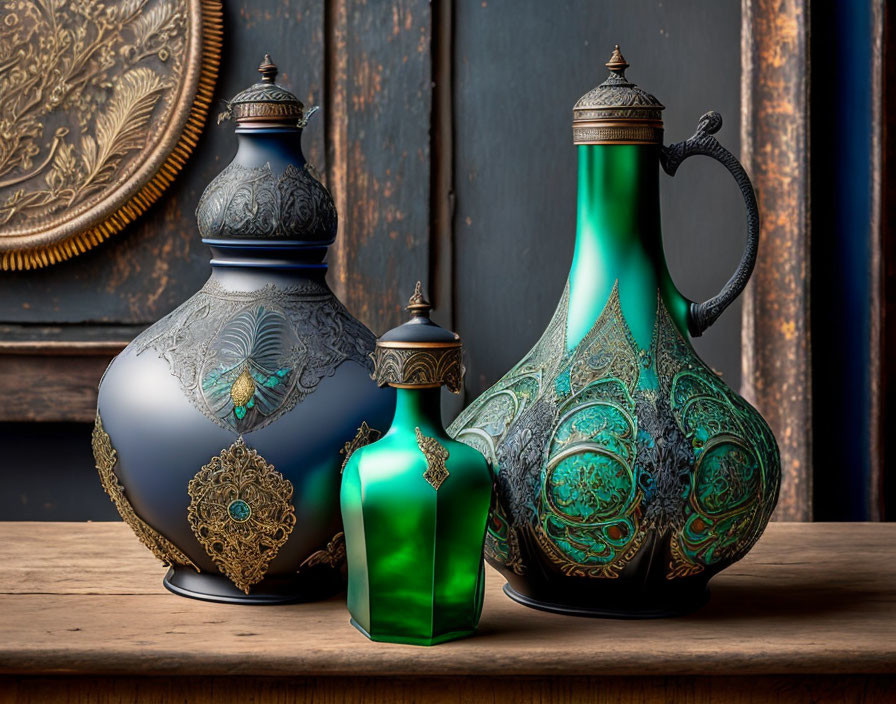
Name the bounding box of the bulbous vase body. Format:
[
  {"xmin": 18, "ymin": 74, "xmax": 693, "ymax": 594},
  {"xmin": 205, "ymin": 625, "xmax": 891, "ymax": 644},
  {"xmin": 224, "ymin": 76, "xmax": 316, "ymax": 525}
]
[
  {"xmin": 92, "ymin": 61, "xmax": 395, "ymax": 604},
  {"xmin": 449, "ymin": 141, "xmax": 781, "ymax": 617},
  {"xmin": 96, "ymin": 269, "xmax": 394, "ymax": 604}
]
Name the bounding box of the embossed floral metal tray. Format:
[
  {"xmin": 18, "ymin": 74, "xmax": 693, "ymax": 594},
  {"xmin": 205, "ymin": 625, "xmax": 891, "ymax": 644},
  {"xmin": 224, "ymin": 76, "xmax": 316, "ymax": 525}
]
[{"xmin": 0, "ymin": 0, "xmax": 221, "ymax": 269}]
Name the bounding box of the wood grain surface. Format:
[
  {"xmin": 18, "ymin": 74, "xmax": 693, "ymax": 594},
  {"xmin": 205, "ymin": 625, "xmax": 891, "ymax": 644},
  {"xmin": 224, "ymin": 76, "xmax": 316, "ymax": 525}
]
[
  {"xmin": 2, "ymin": 674, "xmax": 894, "ymax": 704},
  {"xmin": 0, "ymin": 342, "xmax": 124, "ymax": 422},
  {"xmin": 0, "ymin": 522, "xmax": 893, "ymax": 678},
  {"xmin": 740, "ymin": 0, "xmax": 813, "ymax": 521},
  {"xmin": 326, "ymin": 0, "xmax": 433, "ymax": 334}
]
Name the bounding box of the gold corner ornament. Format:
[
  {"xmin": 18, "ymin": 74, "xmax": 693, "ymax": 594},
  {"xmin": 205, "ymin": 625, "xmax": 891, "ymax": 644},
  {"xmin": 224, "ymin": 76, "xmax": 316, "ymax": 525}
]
[
  {"xmin": 299, "ymin": 531, "xmax": 346, "ymax": 571},
  {"xmin": 91, "ymin": 413, "xmax": 198, "ymax": 571},
  {"xmin": 339, "ymin": 421, "xmax": 382, "ymax": 473},
  {"xmin": 415, "ymin": 427, "xmax": 450, "ymax": 490},
  {"xmin": 187, "ymin": 437, "xmax": 296, "ymax": 594},
  {"xmin": 0, "ymin": 0, "xmax": 223, "ymax": 270}
]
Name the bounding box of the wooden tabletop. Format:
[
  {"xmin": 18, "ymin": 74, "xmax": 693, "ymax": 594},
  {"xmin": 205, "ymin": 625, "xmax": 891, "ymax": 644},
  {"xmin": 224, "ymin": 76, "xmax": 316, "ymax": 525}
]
[{"xmin": 0, "ymin": 522, "xmax": 893, "ymax": 677}]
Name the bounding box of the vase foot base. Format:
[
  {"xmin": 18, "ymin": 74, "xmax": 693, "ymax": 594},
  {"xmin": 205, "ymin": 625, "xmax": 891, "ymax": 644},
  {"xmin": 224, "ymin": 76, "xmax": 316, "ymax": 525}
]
[
  {"xmin": 502, "ymin": 583, "xmax": 709, "ymax": 619},
  {"xmin": 163, "ymin": 567, "xmax": 342, "ymax": 605}
]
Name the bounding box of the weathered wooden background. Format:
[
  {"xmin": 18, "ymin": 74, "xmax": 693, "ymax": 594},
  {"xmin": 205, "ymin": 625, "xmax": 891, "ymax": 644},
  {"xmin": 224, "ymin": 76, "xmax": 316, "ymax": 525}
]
[{"xmin": 0, "ymin": 0, "xmax": 769, "ymax": 521}]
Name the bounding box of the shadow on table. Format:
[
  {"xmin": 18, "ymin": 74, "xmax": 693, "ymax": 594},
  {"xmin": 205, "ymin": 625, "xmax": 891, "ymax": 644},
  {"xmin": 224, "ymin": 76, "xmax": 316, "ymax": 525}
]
[
  {"xmin": 475, "ymin": 578, "xmax": 877, "ymax": 635},
  {"xmin": 690, "ymin": 578, "xmax": 878, "ymax": 622}
]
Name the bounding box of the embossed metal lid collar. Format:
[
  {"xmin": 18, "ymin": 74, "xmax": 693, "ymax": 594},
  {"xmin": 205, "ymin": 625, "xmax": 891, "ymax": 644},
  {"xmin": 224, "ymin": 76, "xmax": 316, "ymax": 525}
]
[
  {"xmin": 572, "ymin": 45, "xmax": 665, "ymax": 145},
  {"xmin": 372, "ymin": 282, "xmax": 464, "ymax": 393},
  {"xmin": 226, "ymin": 54, "xmax": 304, "ymax": 125}
]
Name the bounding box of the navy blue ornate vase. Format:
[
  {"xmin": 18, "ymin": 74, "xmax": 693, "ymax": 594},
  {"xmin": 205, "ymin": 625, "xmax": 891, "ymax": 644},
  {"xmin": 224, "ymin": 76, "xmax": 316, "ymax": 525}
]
[{"xmin": 93, "ymin": 56, "xmax": 395, "ymax": 604}]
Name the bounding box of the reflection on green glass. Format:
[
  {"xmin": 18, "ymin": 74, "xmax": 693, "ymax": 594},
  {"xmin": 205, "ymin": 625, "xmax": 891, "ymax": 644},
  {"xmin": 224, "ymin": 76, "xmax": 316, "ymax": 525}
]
[
  {"xmin": 341, "ymin": 387, "xmax": 492, "ymax": 645},
  {"xmin": 567, "ymin": 144, "xmax": 690, "ymax": 351}
]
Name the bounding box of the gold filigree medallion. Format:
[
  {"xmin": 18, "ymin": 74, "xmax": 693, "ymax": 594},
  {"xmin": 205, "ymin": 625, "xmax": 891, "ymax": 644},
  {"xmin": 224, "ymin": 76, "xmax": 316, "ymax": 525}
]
[
  {"xmin": 187, "ymin": 437, "xmax": 296, "ymax": 594},
  {"xmin": 92, "ymin": 413, "xmax": 197, "ymax": 570},
  {"xmin": 415, "ymin": 427, "xmax": 449, "ymax": 490}
]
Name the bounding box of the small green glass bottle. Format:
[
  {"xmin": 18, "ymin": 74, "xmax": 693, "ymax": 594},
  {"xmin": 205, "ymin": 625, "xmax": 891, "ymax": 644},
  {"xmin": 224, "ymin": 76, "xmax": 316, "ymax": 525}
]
[{"xmin": 340, "ymin": 283, "xmax": 492, "ymax": 645}]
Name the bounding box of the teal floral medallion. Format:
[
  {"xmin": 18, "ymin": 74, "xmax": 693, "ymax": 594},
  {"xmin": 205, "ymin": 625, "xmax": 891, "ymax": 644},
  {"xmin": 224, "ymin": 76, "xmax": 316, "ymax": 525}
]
[{"xmin": 449, "ymin": 282, "xmax": 780, "ymax": 591}]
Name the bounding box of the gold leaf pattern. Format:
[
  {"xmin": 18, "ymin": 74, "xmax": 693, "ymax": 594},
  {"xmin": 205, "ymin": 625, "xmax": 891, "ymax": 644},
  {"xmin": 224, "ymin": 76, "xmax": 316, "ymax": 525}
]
[
  {"xmin": 229, "ymin": 367, "xmax": 256, "ymax": 408},
  {"xmin": 91, "ymin": 413, "xmax": 198, "ymax": 570},
  {"xmin": 415, "ymin": 427, "xmax": 450, "ymax": 490},
  {"xmin": 187, "ymin": 438, "xmax": 296, "ymax": 594}
]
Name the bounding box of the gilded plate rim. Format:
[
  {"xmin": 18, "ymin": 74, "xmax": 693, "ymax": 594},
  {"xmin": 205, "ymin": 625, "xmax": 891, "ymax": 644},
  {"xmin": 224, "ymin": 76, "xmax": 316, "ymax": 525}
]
[{"xmin": 0, "ymin": 0, "xmax": 223, "ymax": 270}]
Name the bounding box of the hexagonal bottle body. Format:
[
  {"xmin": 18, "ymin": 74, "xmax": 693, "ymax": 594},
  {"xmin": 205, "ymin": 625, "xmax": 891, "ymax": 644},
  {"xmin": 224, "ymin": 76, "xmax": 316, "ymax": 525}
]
[{"xmin": 342, "ymin": 388, "xmax": 492, "ymax": 645}]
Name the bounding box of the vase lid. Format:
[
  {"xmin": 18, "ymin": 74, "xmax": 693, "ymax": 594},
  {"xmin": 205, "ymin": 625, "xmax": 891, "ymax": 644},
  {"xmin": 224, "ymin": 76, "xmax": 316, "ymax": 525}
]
[
  {"xmin": 572, "ymin": 45, "xmax": 665, "ymax": 146},
  {"xmin": 371, "ymin": 282, "xmax": 464, "ymax": 393},
  {"xmin": 225, "ymin": 54, "xmax": 305, "ymax": 126}
]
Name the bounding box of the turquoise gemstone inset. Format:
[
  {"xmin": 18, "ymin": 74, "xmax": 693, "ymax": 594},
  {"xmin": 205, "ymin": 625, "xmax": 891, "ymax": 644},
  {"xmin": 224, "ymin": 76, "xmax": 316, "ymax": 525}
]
[{"xmin": 228, "ymin": 499, "xmax": 251, "ymax": 522}]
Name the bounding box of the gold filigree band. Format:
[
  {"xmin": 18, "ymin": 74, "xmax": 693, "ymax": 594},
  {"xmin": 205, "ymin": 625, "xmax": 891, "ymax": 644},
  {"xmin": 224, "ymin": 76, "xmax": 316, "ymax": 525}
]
[
  {"xmin": 92, "ymin": 413, "xmax": 198, "ymax": 570},
  {"xmin": 371, "ymin": 345, "xmax": 464, "ymax": 394},
  {"xmin": 572, "ymin": 123, "xmax": 663, "ymax": 145}
]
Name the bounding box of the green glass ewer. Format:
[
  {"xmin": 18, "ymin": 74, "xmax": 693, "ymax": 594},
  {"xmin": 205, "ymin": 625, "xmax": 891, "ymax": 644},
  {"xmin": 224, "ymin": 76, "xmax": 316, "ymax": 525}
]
[
  {"xmin": 448, "ymin": 46, "xmax": 781, "ymax": 617},
  {"xmin": 341, "ymin": 283, "xmax": 492, "ymax": 644}
]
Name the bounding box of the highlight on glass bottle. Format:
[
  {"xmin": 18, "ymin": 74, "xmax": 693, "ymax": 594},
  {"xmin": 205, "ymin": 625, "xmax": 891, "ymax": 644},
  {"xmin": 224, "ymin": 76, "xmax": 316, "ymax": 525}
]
[
  {"xmin": 340, "ymin": 282, "xmax": 493, "ymax": 645},
  {"xmin": 448, "ymin": 45, "xmax": 780, "ymax": 618}
]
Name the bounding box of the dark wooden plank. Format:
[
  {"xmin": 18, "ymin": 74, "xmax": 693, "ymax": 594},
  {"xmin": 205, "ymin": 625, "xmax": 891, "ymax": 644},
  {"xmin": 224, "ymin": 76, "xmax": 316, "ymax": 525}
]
[
  {"xmin": 2, "ymin": 675, "xmax": 894, "ymax": 704},
  {"xmin": 1, "ymin": 523, "xmax": 894, "ymax": 677},
  {"xmin": 326, "ymin": 0, "xmax": 433, "ymax": 335},
  {"xmin": 740, "ymin": 0, "xmax": 812, "ymax": 520},
  {"xmin": 452, "ymin": 0, "xmax": 745, "ymax": 404},
  {"xmin": 0, "ymin": 0, "xmax": 326, "ymax": 326},
  {"xmin": 0, "ymin": 352, "xmax": 117, "ymax": 422}
]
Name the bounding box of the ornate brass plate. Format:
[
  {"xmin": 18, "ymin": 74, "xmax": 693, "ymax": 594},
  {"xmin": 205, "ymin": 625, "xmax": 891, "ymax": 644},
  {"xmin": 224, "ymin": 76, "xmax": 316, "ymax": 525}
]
[{"xmin": 0, "ymin": 0, "xmax": 222, "ymax": 270}]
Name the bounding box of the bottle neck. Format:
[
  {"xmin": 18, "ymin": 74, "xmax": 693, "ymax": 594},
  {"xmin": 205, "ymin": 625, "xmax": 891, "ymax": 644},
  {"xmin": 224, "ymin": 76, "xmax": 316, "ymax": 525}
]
[
  {"xmin": 233, "ymin": 126, "xmax": 306, "ymax": 173},
  {"xmin": 388, "ymin": 387, "xmax": 446, "ymax": 439},
  {"xmin": 566, "ymin": 144, "xmax": 684, "ymax": 351},
  {"xmin": 203, "ymin": 126, "xmax": 329, "ymax": 274},
  {"xmin": 209, "ymin": 261, "xmax": 329, "ymax": 293}
]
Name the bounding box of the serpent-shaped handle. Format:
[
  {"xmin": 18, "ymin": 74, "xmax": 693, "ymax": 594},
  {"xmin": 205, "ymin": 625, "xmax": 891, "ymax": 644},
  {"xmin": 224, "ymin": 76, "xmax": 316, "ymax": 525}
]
[{"xmin": 660, "ymin": 111, "xmax": 760, "ymax": 337}]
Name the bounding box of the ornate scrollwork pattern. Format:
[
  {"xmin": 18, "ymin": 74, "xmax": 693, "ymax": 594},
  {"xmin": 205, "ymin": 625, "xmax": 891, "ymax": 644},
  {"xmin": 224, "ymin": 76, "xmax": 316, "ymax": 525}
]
[
  {"xmin": 653, "ymin": 303, "xmax": 779, "ymax": 579},
  {"xmin": 372, "ymin": 346, "xmax": 464, "ymax": 394},
  {"xmin": 450, "ymin": 280, "xmax": 779, "ymax": 587},
  {"xmin": 131, "ymin": 278, "xmax": 375, "ymax": 432},
  {"xmin": 0, "ymin": 0, "xmax": 221, "ymax": 269},
  {"xmin": 187, "ymin": 438, "xmax": 296, "ymax": 594},
  {"xmin": 534, "ymin": 317, "xmax": 646, "ymax": 578},
  {"xmin": 415, "ymin": 428, "xmax": 450, "ymax": 490},
  {"xmin": 92, "ymin": 413, "xmax": 197, "ymax": 570},
  {"xmin": 339, "ymin": 422, "xmax": 383, "ymax": 473},
  {"xmin": 571, "ymin": 47, "xmax": 664, "ymax": 145},
  {"xmin": 196, "ymin": 162, "xmax": 337, "ymax": 242},
  {"xmin": 299, "ymin": 532, "xmax": 346, "ymax": 571}
]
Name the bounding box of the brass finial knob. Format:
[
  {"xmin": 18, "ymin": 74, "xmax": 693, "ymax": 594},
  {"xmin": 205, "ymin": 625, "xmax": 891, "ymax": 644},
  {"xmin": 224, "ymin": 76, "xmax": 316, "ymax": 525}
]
[
  {"xmin": 606, "ymin": 44, "xmax": 629, "ymax": 76},
  {"xmin": 259, "ymin": 54, "xmax": 278, "ymax": 83},
  {"xmin": 407, "ymin": 281, "xmax": 432, "ymax": 317}
]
